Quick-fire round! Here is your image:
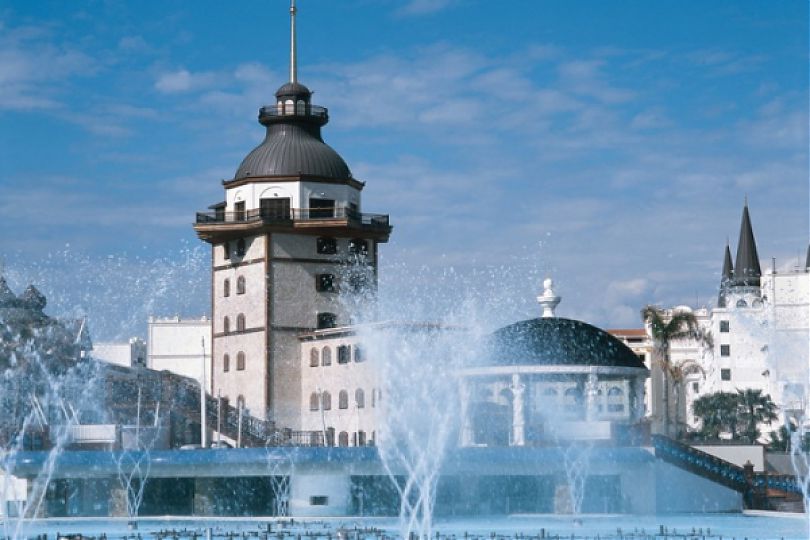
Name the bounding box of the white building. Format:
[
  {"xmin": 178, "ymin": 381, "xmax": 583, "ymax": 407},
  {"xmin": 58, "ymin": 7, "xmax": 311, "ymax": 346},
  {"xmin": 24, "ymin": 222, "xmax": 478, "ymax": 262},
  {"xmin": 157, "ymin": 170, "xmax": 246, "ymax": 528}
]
[
  {"xmin": 147, "ymin": 316, "xmax": 212, "ymax": 391},
  {"xmin": 92, "ymin": 338, "xmax": 146, "ymax": 368},
  {"xmin": 656, "ymin": 203, "xmax": 810, "ymax": 439}
]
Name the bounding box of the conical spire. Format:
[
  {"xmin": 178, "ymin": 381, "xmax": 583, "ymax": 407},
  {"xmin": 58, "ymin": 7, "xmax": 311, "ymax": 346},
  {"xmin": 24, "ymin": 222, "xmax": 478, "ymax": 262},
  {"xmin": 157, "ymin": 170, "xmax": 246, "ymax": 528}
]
[
  {"xmin": 722, "ymin": 241, "xmax": 733, "ymax": 282},
  {"xmin": 718, "ymin": 242, "xmax": 734, "ymax": 307},
  {"xmin": 732, "ymin": 201, "xmax": 761, "ymax": 287}
]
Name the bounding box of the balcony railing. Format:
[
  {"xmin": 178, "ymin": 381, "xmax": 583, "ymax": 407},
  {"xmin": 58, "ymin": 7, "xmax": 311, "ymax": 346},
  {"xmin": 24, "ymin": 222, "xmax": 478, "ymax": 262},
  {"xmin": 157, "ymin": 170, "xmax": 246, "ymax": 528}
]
[
  {"xmin": 195, "ymin": 207, "xmax": 390, "ymax": 231},
  {"xmin": 259, "ymin": 104, "xmax": 328, "ymax": 120}
]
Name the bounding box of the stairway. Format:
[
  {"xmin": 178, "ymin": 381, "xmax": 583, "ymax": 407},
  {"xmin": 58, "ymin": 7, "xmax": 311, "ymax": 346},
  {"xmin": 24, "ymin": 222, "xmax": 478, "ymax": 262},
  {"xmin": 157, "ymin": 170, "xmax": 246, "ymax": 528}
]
[{"xmin": 652, "ymin": 435, "xmax": 803, "ymax": 509}]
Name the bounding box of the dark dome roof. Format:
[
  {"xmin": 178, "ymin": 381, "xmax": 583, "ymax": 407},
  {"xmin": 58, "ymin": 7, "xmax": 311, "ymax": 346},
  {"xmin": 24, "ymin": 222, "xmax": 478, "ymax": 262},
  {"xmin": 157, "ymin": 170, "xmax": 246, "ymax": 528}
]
[
  {"xmin": 275, "ymin": 82, "xmax": 312, "ymax": 99},
  {"xmin": 234, "ymin": 124, "xmax": 351, "ymax": 180},
  {"xmin": 484, "ymin": 317, "xmax": 646, "ymax": 369}
]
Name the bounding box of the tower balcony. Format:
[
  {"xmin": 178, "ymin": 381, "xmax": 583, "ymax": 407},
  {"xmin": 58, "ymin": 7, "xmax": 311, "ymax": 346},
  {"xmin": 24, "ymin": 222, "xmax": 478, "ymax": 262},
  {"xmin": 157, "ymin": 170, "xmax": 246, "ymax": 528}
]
[
  {"xmin": 259, "ymin": 103, "xmax": 328, "ymax": 127},
  {"xmin": 193, "ymin": 206, "xmax": 391, "ymax": 242}
]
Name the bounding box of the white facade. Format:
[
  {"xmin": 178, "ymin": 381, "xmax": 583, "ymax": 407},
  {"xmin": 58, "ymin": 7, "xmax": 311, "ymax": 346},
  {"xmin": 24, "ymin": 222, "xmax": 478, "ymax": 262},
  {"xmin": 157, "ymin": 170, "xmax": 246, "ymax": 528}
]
[
  {"xmin": 297, "ymin": 326, "xmax": 385, "ymax": 447},
  {"xmin": 661, "ymin": 265, "xmax": 810, "ymax": 439},
  {"xmin": 147, "ymin": 316, "xmax": 212, "ymax": 391},
  {"xmin": 92, "ymin": 338, "xmax": 146, "ymax": 368}
]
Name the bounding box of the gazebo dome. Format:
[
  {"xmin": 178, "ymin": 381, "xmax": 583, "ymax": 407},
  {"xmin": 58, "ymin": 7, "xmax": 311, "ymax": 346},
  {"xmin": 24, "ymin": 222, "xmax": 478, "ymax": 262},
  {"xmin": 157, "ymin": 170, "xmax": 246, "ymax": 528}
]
[{"xmin": 485, "ymin": 317, "xmax": 646, "ymax": 369}]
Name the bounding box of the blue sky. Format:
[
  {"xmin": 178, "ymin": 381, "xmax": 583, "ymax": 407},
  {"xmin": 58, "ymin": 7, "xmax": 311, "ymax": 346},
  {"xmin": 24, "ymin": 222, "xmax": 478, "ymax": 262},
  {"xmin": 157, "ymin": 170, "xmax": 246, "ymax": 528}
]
[{"xmin": 1, "ymin": 1, "xmax": 807, "ymax": 339}]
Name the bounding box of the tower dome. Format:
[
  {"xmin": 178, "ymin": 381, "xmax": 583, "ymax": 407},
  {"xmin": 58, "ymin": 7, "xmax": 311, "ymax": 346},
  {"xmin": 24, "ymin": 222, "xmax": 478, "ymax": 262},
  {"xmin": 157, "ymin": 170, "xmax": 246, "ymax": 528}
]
[{"xmin": 232, "ymin": 1, "xmax": 351, "ymax": 182}]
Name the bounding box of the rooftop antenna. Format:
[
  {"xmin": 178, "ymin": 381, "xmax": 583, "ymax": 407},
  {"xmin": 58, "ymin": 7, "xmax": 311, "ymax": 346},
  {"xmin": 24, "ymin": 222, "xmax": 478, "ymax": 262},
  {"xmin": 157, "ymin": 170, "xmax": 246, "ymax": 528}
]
[{"xmin": 290, "ymin": 0, "xmax": 297, "ymax": 83}]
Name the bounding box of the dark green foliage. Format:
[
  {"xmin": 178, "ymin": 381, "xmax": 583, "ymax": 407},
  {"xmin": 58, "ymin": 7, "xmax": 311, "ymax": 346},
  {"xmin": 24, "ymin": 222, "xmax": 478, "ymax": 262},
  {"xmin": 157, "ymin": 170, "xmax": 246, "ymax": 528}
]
[{"xmin": 692, "ymin": 389, "xmax": 779, "ymax": 443}]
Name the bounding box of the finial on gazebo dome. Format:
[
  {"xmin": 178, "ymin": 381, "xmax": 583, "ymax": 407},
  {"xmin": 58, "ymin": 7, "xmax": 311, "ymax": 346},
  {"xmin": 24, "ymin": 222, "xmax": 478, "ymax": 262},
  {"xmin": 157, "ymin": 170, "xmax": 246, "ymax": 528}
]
[{"xmin": 537, "ymin": 277, "xmax": 561, "ymax": 318}]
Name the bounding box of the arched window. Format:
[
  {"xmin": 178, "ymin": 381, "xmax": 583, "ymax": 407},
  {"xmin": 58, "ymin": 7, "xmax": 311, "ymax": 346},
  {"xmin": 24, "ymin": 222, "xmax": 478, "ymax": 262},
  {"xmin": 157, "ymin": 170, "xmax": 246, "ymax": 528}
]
[
  {"xmin": 357, "ymin": 430, "xmax": 366, "ymax": 446},
  {"xmin": 237, "ymin": 351, "xmax": 246, "ymax": 370},
  {"xmin": 354, "ymin": 345, "xmax": 364, "ymax": 362},
  {"xmin": 236, "ymin": 238, "xmax": 246, "ymax": 257},
  {"xmin": 224, "ymin": 278, "xmax": 230, "ymax": 297},
  {"xmin": 338, "ymin": 431, "xmax": 349, "ymax": 447},
  {"xmin": 322, "ymin": 391, "xmax": 332, "ymax": 410},
  {"xmin": 237, "ymin": 276, "xmax": 246, "ymax": 294},
  {"xmin": 607, "ymin": 386, "xmax": 625, "ymax": 413},
  {"xmin": 355, "ymin": 388, "xmax": 365, "ymax": 408},
  {"xmin": 236, "ymin": 313, "xmax": 246, "ymax": 332},
  {"xmin": 296, "ymin": 100, "xmax": 306, "ymax": 114},
  {"xmin": 223, "ymin": 316, "xmax": 230, "ymax": 334},
  {"xmin": 321, "ymin": 346, "xmax": 332, "ymax": 366},
  {"xmin": 564, "ymin": 387, "xmax": 582, "ymax": 416},
  {"xmin": 236, "ymin": 395, "xmax": 245, "ymax": 409},
  {"xmin": 310, "ymin": 348, "xmax": 320, "ymax": 367},
  {"xmin": 223, "ymin": 354, "xmax": 230, "ymax": 372},
  {"xmin": 339, "ymin": 390, "xmax": 349, "ymax": 409},
  {"xmin": 736, "ymin": 299, "xmax": 748, "ymax": 308},
  {"xmin": 284, "ymin": 99, "xmax": 294, "ymax": 115},
  {"xmin": 309, "ymin": 392, "xmax": 319, "ymax": 411},
  {"xmin": 337, "ymin": 345, "xmax": 351, "ymax": 364},
  {"xmin": 326, "ymin": 427, "xmax": 335, "ymax": 446}
]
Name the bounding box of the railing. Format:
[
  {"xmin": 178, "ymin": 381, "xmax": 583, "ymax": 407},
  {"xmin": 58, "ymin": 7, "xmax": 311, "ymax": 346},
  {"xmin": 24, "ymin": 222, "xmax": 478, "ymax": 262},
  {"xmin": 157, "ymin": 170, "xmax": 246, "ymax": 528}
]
[
  {"xmin": 259, "ymin": 104, "xmax": 328, "ymax": 120},
  {"xmin": 653, "ymin": 434, "xmax": 747, "ymax": 492},
  {"xmin": 195, "ymin": 207, "xmax": 390, "ymax": 230},
  {"xmin": 653, "ymin": 435, "xmax": 803, "ymax": 496}
]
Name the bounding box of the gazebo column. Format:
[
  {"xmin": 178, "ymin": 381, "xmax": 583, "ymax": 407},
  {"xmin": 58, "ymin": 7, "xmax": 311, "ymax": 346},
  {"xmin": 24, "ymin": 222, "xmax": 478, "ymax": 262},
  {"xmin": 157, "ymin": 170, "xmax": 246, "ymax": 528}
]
[
  {"xmin": 633, "ymin": 375, "xmax": 646, "ymax": 420},
  {"xmin": 585, "ymin": 372, "xmax": 599, "ymax": 422},
  {"xmin": 510, "ymin": 373, "xmax": 526, "ymax": 446},
  {"xmin": 459, "ymin": 378, "xmax": 474, "ymax": 447}
]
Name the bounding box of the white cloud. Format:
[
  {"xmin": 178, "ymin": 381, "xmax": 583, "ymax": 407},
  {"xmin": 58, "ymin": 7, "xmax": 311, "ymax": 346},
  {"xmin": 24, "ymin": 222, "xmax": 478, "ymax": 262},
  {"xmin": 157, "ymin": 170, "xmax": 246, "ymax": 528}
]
[
  {"xmin": 395, "ymin": 0, "xmax": 457, "ymax": 17},
  {"xmin": 154, "ymin": 69, "xmax": 219, "ymax": 93}
]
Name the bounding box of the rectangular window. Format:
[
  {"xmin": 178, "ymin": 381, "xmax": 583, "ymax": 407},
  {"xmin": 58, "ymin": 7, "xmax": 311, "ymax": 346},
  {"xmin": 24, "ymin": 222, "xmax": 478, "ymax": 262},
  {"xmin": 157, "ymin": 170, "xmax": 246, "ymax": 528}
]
[
  {"xmin": 223, "ymin": 242, "xmax": 231, "ymax": 260},
  {"xmin": 720, "ymin": 344, "xmax": 730, "ymax": 357},
  {"xmin": 316, "ymin": 273, "xmax": 336, "ymax": 292},
  {"xmin": 720, "ymin": 320, "xmax": 730, "ymax": 333},
  {"xmin": 309, "ymin": 198, "xmax": 335, "ymax": 219},
  {"xmin": 692, "ymin": 382, "xmax": 699, "ymax": 393},
  {"xmin": 317, "ymin": 237, "xmax": 337, "ymax": 254},
  {"xmin": 721, "ymin": 368, "xmax": 731, "ymax": 381},
  {"xmin": 309, "ymin": 496, "xmax": 328, "ymax": 506},
  {"xmin": 317, "ymin": 312, "xmax": 337, "ymax": 330},
  {"xmin": 354, "ymin": 346, "xmax": 363, "ymax": 363},
  {"xmin": 337, "ymin": 345, "xmax": 351, "ymax": 364},
  {"xmin": 260, "ymin": 198, "xmax": 290, "ymax": 221},
  {"xmin": 234, "ymin": 201, "xmax": 246, "ymax": 221}
]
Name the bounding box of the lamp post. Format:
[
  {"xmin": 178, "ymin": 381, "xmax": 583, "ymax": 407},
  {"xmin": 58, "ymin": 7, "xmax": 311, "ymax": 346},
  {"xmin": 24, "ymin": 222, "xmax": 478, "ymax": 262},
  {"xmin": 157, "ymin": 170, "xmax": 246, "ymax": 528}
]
[{"xmin": 200, "ymin": 337, "xmax": 207, "ymax": 448}]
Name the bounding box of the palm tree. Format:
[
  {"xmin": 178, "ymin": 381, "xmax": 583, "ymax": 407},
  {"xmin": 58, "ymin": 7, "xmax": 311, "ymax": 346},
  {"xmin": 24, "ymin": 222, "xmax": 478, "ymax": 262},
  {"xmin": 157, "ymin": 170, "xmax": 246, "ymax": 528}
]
[
  {"xmin": 737, "ymin": 388, "xmax": 778, "ymax": 443},
  {"xmin": 692, "ymin": 391, "xmax": 739, "ymax": 440},
  {"xmin": 642, "ymin": 305, "xmax": 709, "ymax": 438}
]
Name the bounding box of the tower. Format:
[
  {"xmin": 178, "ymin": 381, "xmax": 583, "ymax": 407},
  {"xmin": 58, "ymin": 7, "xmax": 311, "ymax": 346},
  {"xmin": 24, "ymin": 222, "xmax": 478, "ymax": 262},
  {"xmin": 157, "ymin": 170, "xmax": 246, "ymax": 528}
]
[
  {"xmin": 193, "ymin": 1, "xmax": 392, "ymax": 427},
  {"xmin": 725, "ymin": 200, "xmax": 762, "ymax": 308}
]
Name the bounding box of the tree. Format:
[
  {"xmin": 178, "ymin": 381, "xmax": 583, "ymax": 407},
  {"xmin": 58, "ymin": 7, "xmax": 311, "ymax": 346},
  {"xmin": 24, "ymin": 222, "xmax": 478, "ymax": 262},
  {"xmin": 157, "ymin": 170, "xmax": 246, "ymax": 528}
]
[
  {"xmin": 692, "ymin": 391, "xmax": 739, "ymax": 440},
  {"xmin": 692, "ymin": 389, "xmax": 779, "ymax": 443},
  {"xmin": 737, "ymin": 388, "xmax": 778, "ymax": 443},
  {"xmin": 642, "ymin": 306, "xmax": 710, "ymax": 437}
]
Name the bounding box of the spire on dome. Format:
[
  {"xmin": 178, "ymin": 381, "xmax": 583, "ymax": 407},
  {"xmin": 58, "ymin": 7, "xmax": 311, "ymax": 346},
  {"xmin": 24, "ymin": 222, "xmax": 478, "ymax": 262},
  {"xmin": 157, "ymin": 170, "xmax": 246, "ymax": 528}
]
[
  {"xmin": 537, "ymin": 278, "xmax": 561, "ymax": 318},
  {"xmin": 732, "ymin": 200, "xmax": 761, "ymax": 287},
  {"xmin": 289, "ymin": 0, "xmax": 297, "ymax": 84}
]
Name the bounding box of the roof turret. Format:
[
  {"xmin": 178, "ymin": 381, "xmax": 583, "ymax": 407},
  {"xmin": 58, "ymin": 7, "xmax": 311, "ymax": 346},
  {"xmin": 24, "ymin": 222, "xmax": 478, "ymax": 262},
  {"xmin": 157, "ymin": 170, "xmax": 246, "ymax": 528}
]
[
  {"xmin": 0, "ymin": 276, "xmax": 16, "ymax": 308},
  {"xmin": 20, "ymin": 285, "xmax": 46, "ymax": 311},
  {"xmin": 231, "ymin": 0, "xmax": 351, "ymax": 182},
  {"xmin": 732, "ymin": 201, "xmax": 761, "ymax": 288},
  {"xmin": 718, "ymin": 242, "xmax": 734, "ymax": 307}
]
